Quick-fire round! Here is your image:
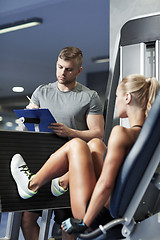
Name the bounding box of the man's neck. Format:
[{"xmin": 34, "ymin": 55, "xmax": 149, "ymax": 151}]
[{"xmin": 57, "ymin": 81, "xmax": 77, "ymax": 92}]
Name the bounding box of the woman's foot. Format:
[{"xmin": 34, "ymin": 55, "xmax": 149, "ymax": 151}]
[
  {"xmin": 10, "ymin": 153, "xmax": 37, "ymax": 199},
  {"xmin": 51, "ymin": 177, "xmax": 68, "ymax": 197}
]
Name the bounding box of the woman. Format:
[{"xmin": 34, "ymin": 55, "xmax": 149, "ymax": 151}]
[{"xmin": 10, "ymin": 74, "xmax": 159, "ymax": 235}]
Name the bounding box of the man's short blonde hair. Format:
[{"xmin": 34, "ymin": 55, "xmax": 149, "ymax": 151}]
[{"xmin": 58, "ymin": 47, "xmax": 83, "ymax": 68}]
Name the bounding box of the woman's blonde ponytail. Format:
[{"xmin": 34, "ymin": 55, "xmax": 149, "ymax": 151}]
[{"xmin": 145, "ymin": 77, "xmax": 159, "ymax": 116}]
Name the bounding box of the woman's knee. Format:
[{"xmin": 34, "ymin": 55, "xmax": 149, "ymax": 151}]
[
  {"xmin": 88, "ymin": 138, "xmax": 104, "ymax": 152},
  {"xmin": 67, "ymin": 138, "xmax": 87, "ymax": 151},
  {"xmin": 66, "ymin": 138, "xmax": 90, "ymax": 163}
]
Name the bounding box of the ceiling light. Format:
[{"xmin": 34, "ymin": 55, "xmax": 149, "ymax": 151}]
[
  {"xmin": 0, "ymin": 18, "xmax": 43, "ymax": 34},
  {"xmin": 92, "ymin": 57, "xmax": 109, "ymax": 64},
  {"xmin": 12, "ymin": 87, "xmax": 24, "ymax": 92},
  {"xmin": 6, "ymin": 122, "xmax": 13, "ymax": 127}
]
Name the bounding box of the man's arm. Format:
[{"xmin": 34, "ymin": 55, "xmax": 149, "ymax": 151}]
[
  {"xmin": 26, "ymin": 102, "xmax": 104, "ymax": 142},
  {"xmin": 49, "ymin": 114, "xmax": 104, "ymax": 142}
]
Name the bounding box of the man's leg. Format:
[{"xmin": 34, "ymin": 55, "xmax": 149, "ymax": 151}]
[
  {"xmin": 62, "ymin": 230, "xmax": 76, "ymax": 240},
  {"xmin": 21, "ymin": 211, "xmax": 41, "ymax": 240}
]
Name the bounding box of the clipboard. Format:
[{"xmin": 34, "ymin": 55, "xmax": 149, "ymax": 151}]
[{"xmin": 14, "ymin": 108, "xmax": 56, "ymax": 132}]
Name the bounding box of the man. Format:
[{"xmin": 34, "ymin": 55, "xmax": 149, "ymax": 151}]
[{"xmin": 22, "ymin": 46, "xmax": 104, "ymax": 240}]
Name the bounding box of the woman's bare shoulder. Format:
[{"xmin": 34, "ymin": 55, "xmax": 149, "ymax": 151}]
[
  {"xmin": 109, "ymin": 125, "xmax": 132, "ymax": 148},
  {"xmin": 111, "ymin": 125, "xmax": 129, "ymax": 136}
]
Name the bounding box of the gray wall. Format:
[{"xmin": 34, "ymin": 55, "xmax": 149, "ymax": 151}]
[
  {"xmin": 87, "ymin": 71, "xmax": 109, "ymax": 106},
  {"xmin": 110, "ymin": 0, "xmax": 160, "ymax": 67}
]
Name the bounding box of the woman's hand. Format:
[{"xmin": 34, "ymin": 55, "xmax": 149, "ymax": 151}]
[{"xmin": 61, "ymin": 218, "xmax": 87, "ymax": 234}]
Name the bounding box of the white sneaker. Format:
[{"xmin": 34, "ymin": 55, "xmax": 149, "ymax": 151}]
[
  {"xmin": 10, "ymin": 153, "xmax": 37, "ymax": 199},
  {"xmin": 51, "ymin": 177, "xmax": 68, "ymax": 197}
]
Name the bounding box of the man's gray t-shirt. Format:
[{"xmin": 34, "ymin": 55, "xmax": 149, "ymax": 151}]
[{"xmin": 31, "ymin": 81, "xmax": 103, "ymax": 131}]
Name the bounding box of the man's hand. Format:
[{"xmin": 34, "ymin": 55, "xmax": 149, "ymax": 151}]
[
  {"xmin": 62, "ymin": 218, "xmax": 87, "ymax": 234},
  {"xmin": 26, "ymin": 102, "xmax": 39, "ymax": 109},
  {"xmin": 49, "ymin": 123, "xmax": 73, "ymax": 137}
]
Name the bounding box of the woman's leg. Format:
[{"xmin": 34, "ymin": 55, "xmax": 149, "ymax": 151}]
[
  {"xmin": 29, "ymin": 140, "xmax": 73, "ymax": 191},
  {"xmin": 11, "ymin": 138, "xmax": 97, "ymax": 219},
  {"xmin": 66, "ymin": 138, "xmax": 97, "ymax": 219},
  {"xmin": 29, "ymin": 138, "xmax": 96, "ymax": 219},
  {"xmin": 87, "ymin": 138, "xmax": 106, "ymax": 179}
]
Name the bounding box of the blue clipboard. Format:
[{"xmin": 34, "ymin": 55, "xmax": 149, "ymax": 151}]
[{"xmin": 14, "ymin": 108, "xmax": 56, "ymax": 132}]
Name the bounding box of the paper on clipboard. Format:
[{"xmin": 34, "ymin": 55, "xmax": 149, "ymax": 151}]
[{"xmin": 14, "ymin": 108, "xmax": 56, "ymax": 132}]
